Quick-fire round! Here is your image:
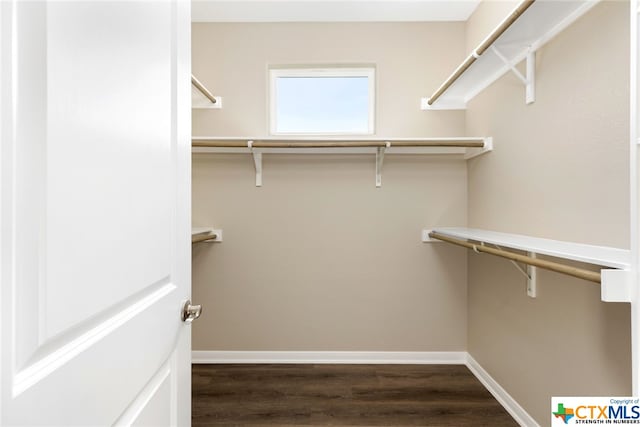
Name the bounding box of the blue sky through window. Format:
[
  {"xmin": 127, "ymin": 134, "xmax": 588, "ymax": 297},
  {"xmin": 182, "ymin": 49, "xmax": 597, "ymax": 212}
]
[{"xmin": 275, "ymin": 75, "xmax": 371, "ymax": 134}]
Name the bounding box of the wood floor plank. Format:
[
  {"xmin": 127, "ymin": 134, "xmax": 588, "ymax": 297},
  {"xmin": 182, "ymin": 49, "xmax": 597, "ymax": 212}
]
[{"xmin": 192, "ymin": 364, "xmax": 518, "ymax": 426}]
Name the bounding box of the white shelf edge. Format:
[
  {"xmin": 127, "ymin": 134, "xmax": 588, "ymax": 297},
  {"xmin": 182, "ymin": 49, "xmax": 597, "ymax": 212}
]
[
  {"xmin": 431, "ymin": 227, "xmax": 631, "ymax": 302},
  {"xmin": 192, "ymin": 137, "xmax": 493, "ymax": 187},
  {"xmin": 431, "ymin": 227, "xmax": 630, "ymax": 270},
  {"xmin": 427, "ymin": 0, "xmax": 601, "ymax": 110},
  {"xmin": 191, "ymin": 136, "xmax": 493, "ymax": 158},
  {"xmin": 192, "ymin": 136, "xmax": 487, "ymax": 142},
  {"xmin": 194, "ymin": 147, "xmax": 466, "ymax": 155}
]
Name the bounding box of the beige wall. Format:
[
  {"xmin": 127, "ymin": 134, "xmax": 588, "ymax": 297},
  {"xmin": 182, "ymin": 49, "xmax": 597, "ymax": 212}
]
[
  {"xmin": 192, "ymin": 7, "xmax": 633, "ymax": 424},
  {"xmin": 192, "ymin": 22, "xmax": 470, "ymax": 351},
  {"xmin": 192, "ymin": 22, "xmax": 466, "ymax": 137},
  {"xmin": 465, "ymin": 0, "xmax": 519, "ymax": 54},
  {"xmin": 465, "ymin": 1, "xmax": 631, "ymax": 425}
]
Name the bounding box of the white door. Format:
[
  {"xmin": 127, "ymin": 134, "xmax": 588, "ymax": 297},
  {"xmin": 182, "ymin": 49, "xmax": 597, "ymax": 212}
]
[{"xmin": 1, "ymin": 1, "xmax": 192, "ymax": 425}]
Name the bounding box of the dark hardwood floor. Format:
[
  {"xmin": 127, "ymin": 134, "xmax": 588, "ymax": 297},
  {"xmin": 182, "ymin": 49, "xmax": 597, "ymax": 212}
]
[{"xmin": 192, "ymin": 364, "xmax": 519, "ymax": 426}]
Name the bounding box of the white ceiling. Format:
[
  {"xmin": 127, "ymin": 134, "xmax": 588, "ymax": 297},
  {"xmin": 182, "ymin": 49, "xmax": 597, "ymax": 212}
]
[{"xmin": 191, "ymin": 0, "xmax": 482, "ymax": 23}]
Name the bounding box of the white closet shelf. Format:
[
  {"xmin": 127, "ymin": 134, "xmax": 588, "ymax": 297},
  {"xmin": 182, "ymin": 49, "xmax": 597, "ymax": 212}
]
[
  {"xmin": 432, "ymin": 227, "xmax": 629, "ymax": 269},
  {"xmin": 192, "ymin": 137, "xmax": 491, "ymax": 154},
  {"xmin": 423, "ymin": 0, "xmax": 599, "ymax": 110},
  {"xmin": 192, "ymin": 137, "xmax": 492, "ymax": 187},
  {"xmin": 428, "ymin": 227, "xmax": 631, "ymax": 302},
  {"xmin": 192, "ymin": 227, "xmax": 222, "ymax": 243}
]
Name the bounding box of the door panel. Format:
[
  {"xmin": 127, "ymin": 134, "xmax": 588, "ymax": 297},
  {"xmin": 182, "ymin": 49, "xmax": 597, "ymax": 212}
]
[
  {"xmin": 113, "ymin": 354, "xmax": 174, "ymax": 426},
  {"xmin": 1, "ymin": 1, "xmax": 192, "ymax": 425},
  {"xmin": 45, "ymin": 1, "xmax": 173, "ymax": 340}
]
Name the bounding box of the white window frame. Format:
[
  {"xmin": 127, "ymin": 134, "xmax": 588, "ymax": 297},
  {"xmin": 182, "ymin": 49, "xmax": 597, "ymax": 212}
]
[{"xmin": 269, "ymin": 67, "xmax": 376, "ymax": 136}]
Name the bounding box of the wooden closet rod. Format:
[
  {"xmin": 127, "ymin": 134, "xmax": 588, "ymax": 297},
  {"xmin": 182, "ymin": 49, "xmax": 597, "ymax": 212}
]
[
  {"xmin": 191, "ymin": 75, "xmax": 217, "ymax": 104},
  {"xmin": 192, "ymin": 139, "xmax": 485, "ymax": 148},
  {"xmin": 426, "ymin": 0, "xmax": 536, "ymax": 106},
  {"xmin": 428, "ymin": 231, "xmax": 602, "ymax": 284},
  {"xmin": 192, "ymin": 233, "xmax": 218, "ymax": 244}
]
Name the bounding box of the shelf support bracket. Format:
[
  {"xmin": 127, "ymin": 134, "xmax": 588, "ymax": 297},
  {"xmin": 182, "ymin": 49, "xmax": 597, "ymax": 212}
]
[
  {"xmin": 494, "ymin": 244, "xmax": 536, "ymax": 298},
  {"xmin": 248, "ymin": 141, "xmax": 262, "ymax": 187},
  {"xmin": 527, "ymin": 252, "xmax": 537, "ymax": 298},
  {"xmin": 490, "ymin": 46, "xmax": 536, "ymax": 105},
  {"xmin": 375, "ymin": 142, "xmax": 389, "ymax": 188}
]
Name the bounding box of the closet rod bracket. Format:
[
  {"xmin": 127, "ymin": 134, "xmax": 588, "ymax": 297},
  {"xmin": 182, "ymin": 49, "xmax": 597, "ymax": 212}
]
[
  {"xmin": 527, "ymin": 252, "xmax": 537, "ymax": 298},
  {"xmin": 494, "ymin": 244, "xmax": 536, "ymax": 298},
  {"xmin": 490, "ymin": 46, "xmax": 535, "ymax": 105},
  {"xmin": 376, "ymin": 142, "xmax": 390, "ymax": 188},
  {"xmin": 248, "ymin": 141, "xmax": 263, "ymax": 187}
]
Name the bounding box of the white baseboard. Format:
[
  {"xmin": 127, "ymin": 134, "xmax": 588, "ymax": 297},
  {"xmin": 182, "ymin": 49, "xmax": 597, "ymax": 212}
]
[
  {"xmin": 192, "ymin": 350, "xmax": 467, "ymax": 365},
  {"xmin": 191, "ymin": 350, "xmax": 537, "ymax": 427},
  {"xmin": 466, "ymin": 354, "xmax": 539, "ymax": 427}
]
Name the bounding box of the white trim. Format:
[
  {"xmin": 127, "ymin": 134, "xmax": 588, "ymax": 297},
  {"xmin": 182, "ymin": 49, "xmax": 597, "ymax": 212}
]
[
  {"xmin": 192, "ymin": 351, "xmax": 467, "ymax": 365},
  {"xmin": 466, "ymin": 355, "xmax": 539, "ymax": 427}
]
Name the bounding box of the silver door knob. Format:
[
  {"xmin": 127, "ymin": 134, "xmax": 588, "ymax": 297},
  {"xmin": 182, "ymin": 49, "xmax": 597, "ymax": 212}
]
[{"xmin": 181, "ymin": 300, "xmax": 202, "ymax": 323}]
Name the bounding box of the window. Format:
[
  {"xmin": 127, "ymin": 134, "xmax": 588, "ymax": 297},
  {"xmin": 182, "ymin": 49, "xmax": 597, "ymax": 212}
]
[{"xmin": 269, "ymin": 67, "xmax": 375, "ymax": 135}]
